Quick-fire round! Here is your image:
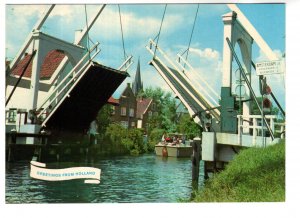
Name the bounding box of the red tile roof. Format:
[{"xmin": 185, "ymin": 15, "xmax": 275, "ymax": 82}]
[
  {"xmin": 136, "ymin": 98, "xmax": 152, "ymax": 119},
  {"xmin": 11, "ymin": 50, "xmax": 65, "ymax": 80},
  {"xmin": 107, "ymin": 96, "xmax": 120, "ymax": 106}
]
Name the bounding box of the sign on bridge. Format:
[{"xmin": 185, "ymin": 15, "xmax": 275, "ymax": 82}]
[{"xmin": 256, "ymin": 60, "xmax": 284, "ymax": 76}]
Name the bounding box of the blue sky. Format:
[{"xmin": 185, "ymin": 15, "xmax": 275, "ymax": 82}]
[{"xmin": 5, "ymin": 3, "xmax": 286, "ymax": 108}]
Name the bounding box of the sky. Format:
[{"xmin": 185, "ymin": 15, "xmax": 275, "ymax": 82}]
[{"xmin": 5, "ymin": 3, "xmax": 286, "ymax": 109}]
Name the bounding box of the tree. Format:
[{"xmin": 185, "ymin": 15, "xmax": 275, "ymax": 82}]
[
  {"xmin": 96, "ymin": 104, "xmax": 113, "ymax": 140},
  {"xmin": 176, "ymin": 114, "xmax": 201, "ymax": 140},
  {"xmin": 142, "ymin": 86, "xmax": 177, "ymax": 132},
  {"xmin": 105, "ymin": 123, "xmax": 145, "ymax": 155}
]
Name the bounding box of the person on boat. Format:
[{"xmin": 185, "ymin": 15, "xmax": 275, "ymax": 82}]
[
  {"xmin": 182, "ymin": 135, "xmax": 186, "ymax": 145},
  {"xmin": 172, "ymin": 135, "xmax": 176, "ymax": 143},
  {"xmin": 165, "ymin": 136, "xmax": 171, "ymax": 143},
  {"xmin": 172, "ymin": 135, "xmax": 178, "ymax": 146},
  {"xmin": 161, "ymin": 133, "xmax": 166, "ymax": 142}
]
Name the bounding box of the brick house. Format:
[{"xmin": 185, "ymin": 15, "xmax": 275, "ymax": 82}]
[
  {"xmin": 136, "ymin": 97, "xmax": 158, "ymax": 132},
  {"xmin": 108, "ymin": 93, "xmax": 158, "ymax": 132},
  {"xmin": 109, "ymin": 83, "xmax": 137, "ymax": 129},
  {"xmin": 107, "ymin": 59, "xmax": 160, "ymax": 131}
]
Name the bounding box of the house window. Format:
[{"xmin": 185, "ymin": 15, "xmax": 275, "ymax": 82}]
[
  {"xmin": 148, "ymin": 111, "xmax": 152, "ymax": 117},
  {"xmin": 131, "ymin": 121, "xmax": 135, "ymax": 128},
  {"xmin": 120, "ymin": 121, "xmax": 128, "ymax": 129},
  {"xmin": 121, "ymin": 107, "xmax": 126, "ymax": 116},
  {"xmin": 111, "ymin": 106, "xmax": 115, "ymax": 115},
  {"xmin": 129, "ymin": 108, "xmax": 135, "ymax": 117},
  {"xmin": 152, "ymin": 103, "xmax": 156, "ymax": 110},
  {"xmin": 7, "ymin": 109, "xmax": 17, "ymax": 123}
]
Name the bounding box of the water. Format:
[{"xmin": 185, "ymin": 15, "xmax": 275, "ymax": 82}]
[{"xmin": 6, "ymin": 154, "xmax": 195, "ymax": 203}]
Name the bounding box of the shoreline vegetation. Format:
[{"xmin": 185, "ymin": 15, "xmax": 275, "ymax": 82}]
[
  {"xmin": 191, "ymin": 141, "xmax": 285, "ymax": 202},
  {"xmin": 94, "ymin": 87, "xmax": 201, "ymax": 156}
]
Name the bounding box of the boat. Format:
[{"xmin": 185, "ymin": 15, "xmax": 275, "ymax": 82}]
[{"xmin": 154, "ymin": 133, "xmax": 193, "ymax": 158}]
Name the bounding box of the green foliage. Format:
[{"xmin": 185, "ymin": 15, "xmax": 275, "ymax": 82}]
[
  {"xmin": 192, "ymin": 141, "xmax": 285, "ymax": 202},
  {"xmin": 96, "ymin": 87, "xmax": 181, "ymax": 155},
  {"xmin": 105, "ymin": 123, "xmax": 146, "ymax": 155},
  {"xmin": 176, "ymin": 114, "xmax": 201, "ymax": 140},
  {"xmin": 124, "ymin": 128, "xmax": 144, "ymax": 153},
  {"xmin": 142, "ymin": 86, "xmax": 177, "ymax": 132},
  {"xmin": 96, "ymin": 104, "xmax": 113, "ymax": 139},
  {"xmin": 148, "ymin": 128, "xmax": 165, "ymax": 150},
  {"xmin": 105, "ymin": 123, "xmax": 125, "ymax": 146},
  {"xmin": 96, "ymin": 87, "xmax": 203, "ymax": 156}
]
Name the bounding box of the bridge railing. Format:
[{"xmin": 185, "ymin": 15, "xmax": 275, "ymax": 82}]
[
  {"xmin": 237, "ymin": 114, "xmax": 285, "ymax": 145},
  {"xmin": 146, "ymin": 39, "xmax": 220, "ymax": 122},
  {"xmin": 36, "ymin": 43, "xmax": 100, "ymax": 124},
  {"xmin": 176, "ymin": 52, "xmax": 221, "ymax": 107}
]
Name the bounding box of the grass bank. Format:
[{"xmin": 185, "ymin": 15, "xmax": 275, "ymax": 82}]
[{"xmin": 192, "ymin": 141, "xmax": 285, "ymax": 202}]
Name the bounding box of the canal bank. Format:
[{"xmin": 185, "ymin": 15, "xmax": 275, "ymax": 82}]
[
  {"xmin": 191, "ymin": 141, "xmax": 285, "ymax": 202},
  {"xmin": 6, "ymin": 154, "xmax": 201, "ymax": 203}
]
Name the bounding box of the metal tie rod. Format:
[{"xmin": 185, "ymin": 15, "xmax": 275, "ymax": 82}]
[{"xmin": 226, "ymin": 37, "xmax": 275, "ymax": 140}]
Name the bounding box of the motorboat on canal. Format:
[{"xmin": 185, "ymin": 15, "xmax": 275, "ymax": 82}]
[{"xmin": 155, "ymin": 133, "xmax": 193, "ymax": 158}]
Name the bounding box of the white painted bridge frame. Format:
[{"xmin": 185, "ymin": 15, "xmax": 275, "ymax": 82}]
[{"xmin": 146, "ymin": 39, "xmax": 221, "ymax": 126}]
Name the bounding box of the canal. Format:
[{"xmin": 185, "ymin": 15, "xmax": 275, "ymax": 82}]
[{"xmin": 6, "ymin": 154, "xmax": 202, "ymax": 203}]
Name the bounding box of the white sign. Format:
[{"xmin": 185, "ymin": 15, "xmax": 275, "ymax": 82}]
[
  {"xmin": 256, "ymin": 60, "xmax": 284, "ymax": 76},
  {"xmin": 30, "ymin": 161, "xmax": 101, "ymax": 184}
]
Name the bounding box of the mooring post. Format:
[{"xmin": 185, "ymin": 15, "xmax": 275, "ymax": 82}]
[
  {"xmin": 8, "ymin": 146, "xmax": 13, "ymax": 162},
  {"xmin": 192, "ymin": 137, "xmax": 201, "ymax": 192},
  {"xmin": 8, "ymin": 129, "xmax": 17, "ymax": 162}
]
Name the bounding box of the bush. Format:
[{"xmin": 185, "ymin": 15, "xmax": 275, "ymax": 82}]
[
  {"xmin": 104, "ymin": 123, "xmax": 146, "ymax": 155},
  {"xmin": 105, "ymin": 123, "xmax": 125, "ymax": 146},
  {"xmin": 124, "ymin": 128, "xmax": 144, "ymax": 153},
  {"xmin": 176, "ymin": 114, "xmax": 201, "ymax": 140},
  {"xmin": 148, "ymin": 128, "xmax": 165, "ymax": 150}
]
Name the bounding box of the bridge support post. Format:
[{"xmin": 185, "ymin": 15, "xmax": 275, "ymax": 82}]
[
  {"xmin": 191, "ymin": 137, "xmax": 201, "ymax": 197},
  {"xmin": 221, "ymin": 10, "xmax": 253, "ymax": 133}
]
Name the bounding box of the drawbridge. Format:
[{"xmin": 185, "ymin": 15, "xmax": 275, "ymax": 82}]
[
  {"xmin": 5, "ymin": 4, "xmax": 132, "ymax": 143},
  {"xmin": 146, "ymin": 39, "xmax": 221, "ymax": 131},
  {"xmin": 146, "ymin": 4, "xmax": 285, "ymax": 173}
]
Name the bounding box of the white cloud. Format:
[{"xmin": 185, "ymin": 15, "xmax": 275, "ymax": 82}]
[
  {"xmin": 9, "ymin": 5, "xmax": 48, "ymax": 18},
  {"xmin": 255, "ymin": 48, "xmax": 284, "ymax": 62},
  {"xmin": 50, "ymin": 5, "xmax": 83, "ymax": 22},
  {"xmin": 90, "ymin": 6, "xmax": 184, "ymax": 41},
  {"xmin": 5, "ymin": 5, "xmax": 48, "ymax": 59},
  {"xmin": 189, "ymin": 47, "xmax": 220, "ymax": 60},
  {"xmin": 185, "ymin": 46, "xmax": 223, "ymax": 97}
]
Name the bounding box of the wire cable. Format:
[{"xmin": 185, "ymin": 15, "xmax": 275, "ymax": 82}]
[
  {"xmin": 118, "ymin": 5, "xmax": 127, "ymax": 61},
  {"xmin": 84, "ymin": 5, "xmax": 91, "ymax": 60},
  {"xmin": 154, "ymin": 4, "xmax": 167, "ymax": 58},
  {"xmin": 184, "ymin": 4, "xmax": 199, "ymax": 69}
]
